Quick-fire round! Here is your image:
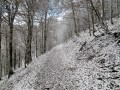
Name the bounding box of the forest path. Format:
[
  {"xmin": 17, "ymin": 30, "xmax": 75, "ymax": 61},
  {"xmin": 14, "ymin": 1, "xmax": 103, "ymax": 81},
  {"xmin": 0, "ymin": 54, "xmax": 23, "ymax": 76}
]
[
  {"xmin": 4, "ymin": 43, "xmax": 79, "ymax": 90},
  {"xmin": 4, "ymin": 32, "xmax": 120, "ymax": 90},
  {"xmin": 41, "ymin": 44, "xmax": 77, "ymax": 90}
]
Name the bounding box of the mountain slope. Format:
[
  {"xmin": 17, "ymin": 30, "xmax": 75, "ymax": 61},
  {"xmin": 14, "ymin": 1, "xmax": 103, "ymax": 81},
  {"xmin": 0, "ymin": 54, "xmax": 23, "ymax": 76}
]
[{"xmin": 1, "ymin": 19, "xmax": 120, "ymax": 90}]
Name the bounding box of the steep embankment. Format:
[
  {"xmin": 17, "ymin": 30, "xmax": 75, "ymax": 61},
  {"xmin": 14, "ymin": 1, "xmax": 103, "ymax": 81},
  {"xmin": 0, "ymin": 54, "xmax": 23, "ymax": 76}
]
[{"xmin": 1, "ymin": 19, "xmax": 120, "ymax": 90}]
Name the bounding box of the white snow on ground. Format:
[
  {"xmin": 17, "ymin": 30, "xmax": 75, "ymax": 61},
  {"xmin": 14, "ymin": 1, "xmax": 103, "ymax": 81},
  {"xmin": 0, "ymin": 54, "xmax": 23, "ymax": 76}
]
[{"xmin": 1, "ymin": 18, "xmax": 120, "ymax": 90}]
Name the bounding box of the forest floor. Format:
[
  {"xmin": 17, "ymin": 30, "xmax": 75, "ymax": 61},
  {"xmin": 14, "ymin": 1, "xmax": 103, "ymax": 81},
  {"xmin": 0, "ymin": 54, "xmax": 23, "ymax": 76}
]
[{"xmin": 1, "ymin": 18, "xmax": 120, "ymax": 90}]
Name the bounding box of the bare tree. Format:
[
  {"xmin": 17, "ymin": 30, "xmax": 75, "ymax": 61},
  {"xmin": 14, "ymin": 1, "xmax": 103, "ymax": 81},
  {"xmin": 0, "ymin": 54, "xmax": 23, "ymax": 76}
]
[
  {"xmin": 35, "ymin": 28, "xmax": 38, "ymax": 58},
  {"xmin": 102, "ymin": 0, "xmax": 105, "ymax": 20},
  {"xmin": 90, "ymin": 7, "xmax": 96, "ymax": 36},
  {"xmin": 43, "ymin": 11, "xmax": 48, "ymax": 53},
  {"xmin": 43, "ymin": 0, "xmax": 49, "ymax": 53},
  {"xmin": 71, "ymin": 0, "xmax": 78, "ymax": 36},
  {"xmin": 110, "ymin": 0, "xmax": 114, "ymax": 24},
  {"xmin": 24, "ymin": 0, "xmax": 34, "ymax": 67},
  {"xmin": 5, "ymin": 0, "xmax": 20, "ymax": 78},
  {"xmin": 117, "ymin": 0, "xmax": 120, "ymax": 18},
  {"xmin": 24, "ymin": 0, "xmax": 39, "ymax": 67},
  {"xmin": 0, "ymin": 1, "xmax": 2, "ymax": 80},
  {"xmin": 88, "ymin": 0, "xmax": 109, "ymax": 34}
]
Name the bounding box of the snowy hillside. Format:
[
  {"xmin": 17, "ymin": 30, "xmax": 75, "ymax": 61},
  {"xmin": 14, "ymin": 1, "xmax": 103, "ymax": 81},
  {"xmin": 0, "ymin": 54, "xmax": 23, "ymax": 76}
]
[{"xmin": 1, "ymin": 19, "xmax": 120, "ymax": 90}]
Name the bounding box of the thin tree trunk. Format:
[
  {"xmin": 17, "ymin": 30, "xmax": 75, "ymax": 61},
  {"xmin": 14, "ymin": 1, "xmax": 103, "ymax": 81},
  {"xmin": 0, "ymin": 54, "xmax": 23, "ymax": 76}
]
[
  {"xmin": 0, "ymin": 6, "xmax": 2, "ymax": 80},
  {"xmin": 117, "ymin": 0, "xmax": 119, "ymax": 18},
  {"xmin": 42, "ymin": 27, "xmax": 44, "ymax": 54},
  {"xmin": 41, "ymin": 18, "xmax": 44, "ymax": 54},
  {"xmin": 44, "ymin": 11, "xmax": 47, "ymax": 53},
  {"xmin": 89, "ymin": 0, "xmax": 109, "ymax": 33},
  {"xmin": 91, "ymin": 9, "xmax": 96, "ymax": 36},
  {"xmin": 4, "ymin": 61, "xmax": 6, "ymax": 76},
  {"xmin": 5, "ymin": 28, "xmax": 9, "ymax": 75},
  {"xmin": 71, "ymin": 1, "xmax": 78, "ymax": 36},
  {"xmin": 87, "ymin": 2, "xmax": 91, "ymax": 36},
  {"xmin": 102, "ymin": 0, "xmax": 105, "ymax": 20},
  {"xmin": 8, "ymin": 23, "xmax": 14, "ymax": 78},
  {"xmin": 25, "ymin": 9, "xmax": 33, "ymax": 67},
  {"xmin": 18, "ymin": 51, "xmax": 21, "ymax": 68},
  {"xmin": 36, "ymin": 30, "xmax": 38, "ymax": 58},
  {"xmin": 110, "ymin": 0, "xmax": 114, "ymax": 24},
  {"xmin": 25, "ymin": 26, "xmax": 33, "ymax": 67},
  {"xmin": 14, "ymin": 48, "xmax": 17, "ymax": 70}
]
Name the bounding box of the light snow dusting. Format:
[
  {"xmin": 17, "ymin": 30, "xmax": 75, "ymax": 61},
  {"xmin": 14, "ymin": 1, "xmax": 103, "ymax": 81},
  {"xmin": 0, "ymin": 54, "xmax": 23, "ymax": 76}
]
[{"xmin": 1, "ymin": 18, "xmax": 120, "ymax": 90}]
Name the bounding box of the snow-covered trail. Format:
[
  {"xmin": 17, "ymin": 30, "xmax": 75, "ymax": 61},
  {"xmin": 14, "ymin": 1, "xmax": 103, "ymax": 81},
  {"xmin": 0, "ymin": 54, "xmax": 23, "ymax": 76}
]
[
  {"xmin": 2, "ymin": 28, "xmax": 120, "ymax": 90},
  {"xmin": 3, "ymin": 35, "xmax": 104, "ymax": 90},
  {"xmin": 41, "ymin": 44, "xmax": 77, "ymax": 90},
  {"xmin": 6, "ymin": 43, "xmax": 78, "ymax": 90}
]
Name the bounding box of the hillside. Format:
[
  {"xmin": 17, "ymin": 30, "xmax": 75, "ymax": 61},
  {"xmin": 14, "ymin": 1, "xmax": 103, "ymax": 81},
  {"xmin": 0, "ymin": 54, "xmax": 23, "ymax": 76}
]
[{"xmin": 1, "ymin": 19, "xmax": 120, "ymax": 90}]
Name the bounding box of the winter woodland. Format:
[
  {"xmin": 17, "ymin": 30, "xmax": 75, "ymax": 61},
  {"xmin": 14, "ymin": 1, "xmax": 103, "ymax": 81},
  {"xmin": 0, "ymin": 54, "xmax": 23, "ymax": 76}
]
[{"xmin": 0, "ymin": 0, "xmax": 120, "ymax": 90}]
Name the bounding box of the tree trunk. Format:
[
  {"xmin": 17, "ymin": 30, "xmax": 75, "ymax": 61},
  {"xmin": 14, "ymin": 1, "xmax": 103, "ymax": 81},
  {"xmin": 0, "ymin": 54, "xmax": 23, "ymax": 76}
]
[
  {"xmin": 5, "ymin": 0, "xmax": 19, "ymax": 78},
  {"xmin": 44, "ymin": 11, "xmax": 48, "ymax": 53},
  {"xmin": 102, "ymin": 0, "xmax": 105, "ymax": 20},
  {"xmin": 14, "ymin": 48, "xmax": 17, "ymax": 70},
  {"xmin": 91, "ymin": 9, "xmax": 96, "ymax": 36},
  {"xmin": 8, "ymin": 23, "xmax": 14, "ymax": 78},
  {"xmin": 117, "ymin": 0, "xmax": 119, "ymax": 18},
  {"xmin": 41, "ymin": 18, "xmax": 44, "ymax": 54},
  {"xmin": 87, "ymin": 2, "xmax": 91, "ymax": 36},
  {"xmin": 36, "ymin": 31, "xmax": 38, "ymax": 58},
  {"xmin": 110, "ymin": 0, "xmax": 114, "ymax": 24},
  {"xmin": 89, "ymin": 0, "xmax": 109, "ymax": 34},
  {"xmin": 18, "ymin": 51, "xmax": 21, "ymax": 68},
  {"xmin": 0, "ymin": 6, "xmax": 2, "ymax": 80},
  {"xmin": 25, "ymin": 28, "xmax": 32, "ymax": 67},
  {"xmin": 5, "ymin": 28, "xmax": 9, "ymax": 75},
  {"xmin": 71, "ymin": 1, "xmax": 78, "ymax": 36},
  {"xmin": 25, "ymin": 10, "xmax": 33, "ymax": 67}
]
